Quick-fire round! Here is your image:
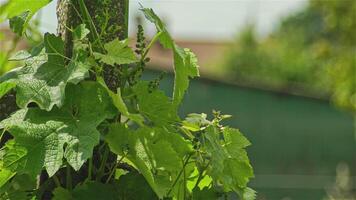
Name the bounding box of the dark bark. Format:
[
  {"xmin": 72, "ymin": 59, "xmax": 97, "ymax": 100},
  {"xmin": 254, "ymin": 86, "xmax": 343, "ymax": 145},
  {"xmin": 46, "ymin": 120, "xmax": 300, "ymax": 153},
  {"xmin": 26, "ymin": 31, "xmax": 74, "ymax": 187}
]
[{"xmin": 57, "ymin": 0, "xmax": 127, "ymax": 90}]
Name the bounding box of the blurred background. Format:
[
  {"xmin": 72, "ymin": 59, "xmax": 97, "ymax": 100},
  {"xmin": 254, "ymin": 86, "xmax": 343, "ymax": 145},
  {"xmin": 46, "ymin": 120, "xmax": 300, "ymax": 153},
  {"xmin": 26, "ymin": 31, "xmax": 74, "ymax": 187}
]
[{"xmin": 0, "ymin": 0, "xmax": 355, "ymax": 199}]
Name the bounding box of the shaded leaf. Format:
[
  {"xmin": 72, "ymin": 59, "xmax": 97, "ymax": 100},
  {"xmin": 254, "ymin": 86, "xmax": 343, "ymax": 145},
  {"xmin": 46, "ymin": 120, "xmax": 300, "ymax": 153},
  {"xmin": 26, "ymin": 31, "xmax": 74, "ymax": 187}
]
[
  {"xmin": 72, "ymin": 182, "xmax": 118, "ymax": 200},
  {"xmin": 0, "ymin": 174, "xmax": 36, "ymax": 200},
  {"xmin": 116, "ymin": 171, "xmax": 158, "ymax": 200}
]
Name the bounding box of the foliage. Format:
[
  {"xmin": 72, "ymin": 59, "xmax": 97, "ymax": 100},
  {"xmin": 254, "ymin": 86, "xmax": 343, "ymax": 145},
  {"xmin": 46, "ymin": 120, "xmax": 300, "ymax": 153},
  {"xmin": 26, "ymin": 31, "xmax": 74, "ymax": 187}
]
[
  {"xmin": 223, "ymin": 0, "xmax": 355, "ymax": 113},
  {"xmin": 0, "ymin": 1, "xmax": 254, "ymax": 200},
  {"xmin": 0, "ymin": 0, "xmax": 44, "ymax": 75}
]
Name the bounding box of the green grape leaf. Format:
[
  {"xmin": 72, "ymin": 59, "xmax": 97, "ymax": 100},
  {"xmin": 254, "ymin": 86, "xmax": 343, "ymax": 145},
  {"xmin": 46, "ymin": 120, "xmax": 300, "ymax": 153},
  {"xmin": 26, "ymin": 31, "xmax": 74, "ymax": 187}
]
[
  {"xmin": 141, "ymin": 8, "xmax": 199, "ymax": 106},
  {"xmin": 93, "ymin": 39, "xmax": 137, "ymax": 65},
  {"xmin": 223, "ymin": 158, "xmax": 254, "ymax": 190},
  {"xmin": 172, "ymin": 47, "xmax": 199, "ymax": 106},
  {"xmin": 0, "ymin": 82, "xmax": 116, "ymax": 176},
  {"xmin": 106, "ymin": 124, "xmax": 190, "ymax": 198},
  {"xmin": 0, "ymin": 81, "xmax": 16, "ymax": 98},
  {"xmin": 0, "ymin": 0, "xmax": 52, "ymax": 35},
  {"xmin": 140, "ymin": 8, "xmax": 174, "ymax": 49},
  {"xmin": 116, "ymin": 171, "xmax": 158, "ymax": 200},
  {"xmin": 97, "ymin": 77, "xmax": 144, "ymax": 126},
  {"xmin": 0, "ymin": 33, "xmax": 90, "ymax": 111},
  {"xmin": 203, "ymin": 126, "xmax": 254, "ymax": 193},
  {"xmin": 2, "ymin": 121, "xmax": 65, "ymax": 177},
  {"xmin": 223, "ymin": 127, "xmax": 251, "ymax": 153},
  {"xmin": 9, "ymin": 11, "xmax": 30, "ymax": 36},
  {"xmin": 133, "ymin": 81, "xmax": 179, "ymax": 126}
]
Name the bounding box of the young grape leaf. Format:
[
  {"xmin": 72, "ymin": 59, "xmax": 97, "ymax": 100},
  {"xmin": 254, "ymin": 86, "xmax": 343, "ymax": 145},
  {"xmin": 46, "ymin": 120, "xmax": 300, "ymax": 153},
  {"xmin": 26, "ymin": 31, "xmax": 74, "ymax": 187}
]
[
  {"xmin": 172, "ymin": 47, "xmax": 199, "ymax": 106},
  {"xmin": 106, "ymin": 124, "xmax": 190, "ymax": 198},
  {"xmin": 133, "ymin": 81, "xmax": 179, "ymax": 126},
  {"xmin": 140, "ymin": 8, "xmax": 174, "ymax": 49},
  {"xmin": 0, "ymin": 33, "xmax": 90, "ymax": 111},
  {"xmin": 93, "ymin": 39, "xmax": 138, "ymax": 65},
  {"xmin": 141, "ymin": 8, "xmax": 199, "ymax": 106},
  {"xmin": 0, "ymin": 0, "xmax": 52, "ymax": 35},
  {"xmin": 203, "ymin": 126, "xmax": 254, "ymax": 196},
  {"xmin": 0, "ymin": 82, "xmax": 116, "ymax": 176},
  {"xmin": 223, "ymin": 127, "xmax": 251, "ymax": 154},
  {"xmin": 182, "ymin": 113, "xmax": 211, "ymax": 132},
  {"xmin": 73, "ymin": 24, "xmax": 90, "ymax": 41}
]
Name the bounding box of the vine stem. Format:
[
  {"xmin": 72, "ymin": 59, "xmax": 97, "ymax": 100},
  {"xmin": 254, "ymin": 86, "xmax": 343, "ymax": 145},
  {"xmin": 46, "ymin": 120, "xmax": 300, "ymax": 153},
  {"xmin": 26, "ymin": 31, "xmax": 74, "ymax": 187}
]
[
  {"xmin": 183, "ymin": 158, "xmax": 187, "ymax": 200},
  {"xmin": 96, "ymin": 145, "xmax": 110, "ymax": 181},
  {"xmin": 87, "ymin": 157, "xmax": 93, "ymax": 181},
  {"xmin": 0, "ymin": 128, "xmax": 7, "ymax": 143},
  {"xmin": 66, "ymin": 164, "xmax": 72, "ymax": 190},
  {"xmin": 77, "ymin": 0, "xmax": 104, "ymax": 50},
  {"xmin": 105, "ymin": 154, "xmax": 126, "ymax": 183},
  {"xmin": 193, "ymin": 160, "xmax": 211, "ymax": 190},
  {"xmin": 167, "ymin": 153, "xmax": 193, "ymax": 196},
  {"xmin": 142, "ymin": 31, "xmax": 162, "ymax": 59}
]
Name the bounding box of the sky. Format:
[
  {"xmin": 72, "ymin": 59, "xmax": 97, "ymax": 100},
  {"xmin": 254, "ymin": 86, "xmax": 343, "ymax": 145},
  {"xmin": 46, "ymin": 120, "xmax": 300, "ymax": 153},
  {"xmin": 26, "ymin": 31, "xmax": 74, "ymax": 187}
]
[{"xmin": 2, "ymin": 0, "xmax": 308, "ymax": 41}]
